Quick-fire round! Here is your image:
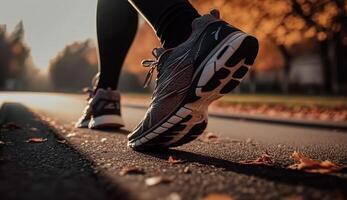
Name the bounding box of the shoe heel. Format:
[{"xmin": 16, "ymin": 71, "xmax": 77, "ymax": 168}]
[{"xmin": 89, "ymin": 115, "xmax": 124, "ymax": 129}]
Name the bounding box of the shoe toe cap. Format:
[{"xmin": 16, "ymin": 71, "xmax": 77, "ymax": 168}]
[{"xmin": 127, "ymin": 121, "xmax": 145, "ymax": 140}]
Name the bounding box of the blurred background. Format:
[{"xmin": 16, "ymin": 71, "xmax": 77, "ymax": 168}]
[{"xmin": 1, "ymin": 0, "xmax": 346, "ymax": 121}]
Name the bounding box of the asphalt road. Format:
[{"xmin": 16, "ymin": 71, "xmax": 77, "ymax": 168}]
[{"xmin": 1, "ymin": 92, "xmax": 347, "ymax": 200}]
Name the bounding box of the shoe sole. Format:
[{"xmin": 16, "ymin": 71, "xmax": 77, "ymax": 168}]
[
  {"xmin": 128, "ymin": 32, "xmax": 259, "ymax": 150},
  {"xmin": 89, "ymin": 115, "xmax": 124, "ymax": 129},
  {"xmin": 170, "ymin": 32, "xmax": 258, "ymax": 147}
]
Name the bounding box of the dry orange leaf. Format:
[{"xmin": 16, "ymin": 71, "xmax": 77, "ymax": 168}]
[
  {"xmin": 239, "ymin": 152, "xmax": 275, "ymax": 166},
  {"xmin": 288, "ymin": 151, "xmax": 342, "ymax": 174},
  {"xmin": 26, "ymin": 138, "xmax": 47, "ymax": 143},
  {"xmin": 119, "ymin": 166, "xmax": 145, "ymax": 176},
  {"xmin": 201, "ymin": 193, "xmax": 234, "ymax": 200},
  {"xmin": 168, "ymin": 156, "xmax": 184, "ymax": 165}
]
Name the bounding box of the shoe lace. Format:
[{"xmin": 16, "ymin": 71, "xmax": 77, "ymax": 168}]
[{"xmin": 142, "ymin": 47, "xmax": 166, "ymax": 88}]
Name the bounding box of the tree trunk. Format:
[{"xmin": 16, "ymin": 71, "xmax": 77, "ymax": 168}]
[
  {"xmin": 320, "ymin": 40, "xmax": 333, "ymax": 94},
  {"xmin": 333, "ymin": 32, "xmax": 347, "ymax": 94},
  {"xmin": 248, "ymin": 70, "xmax": 256, "ymax": 93},
  {"xmin": 278, "ymin": 45, "xmax": 291, "ymax": 94}
]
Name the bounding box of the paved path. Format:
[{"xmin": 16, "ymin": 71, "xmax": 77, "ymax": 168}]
[{"xmin": 1, "ymin": 92, "xmax": 347, "ymax": 200}]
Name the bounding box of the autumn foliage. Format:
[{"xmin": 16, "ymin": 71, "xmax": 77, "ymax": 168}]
[
  {"xmin": 2, "ymin": 1, "xmax": 344, "ymax": 93},
  {"xmin": 192, "ymin": 0, "xmax": 347, "ymax": 92},
  {"xmin": 124, "ymin": 0, "xmax": 346, "ymax": 93}
]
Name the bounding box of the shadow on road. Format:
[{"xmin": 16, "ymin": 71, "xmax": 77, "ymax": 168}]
[
  {"xmin": 141, "ymin": 148, "xmax": 347, "ymax": 192},
  {"xmin": 96, "ymin": 127, "xmax": 130, "ymax": 135},
  {"xmin": 0, "ymin": 102, "xmax": 134, "ymax": 200}
]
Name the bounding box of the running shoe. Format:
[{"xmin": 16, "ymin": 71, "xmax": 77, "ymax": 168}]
[
  {"xmin": 128, "ymin": 10, "xmax": 258, "ymax": 150},
  {"xmin": 75, "ymin": 88, "xmax": 94, "ymax": 128},
  {"xmin": 75, "ymin": 88, "xmax": 124, "ymax": 129}
]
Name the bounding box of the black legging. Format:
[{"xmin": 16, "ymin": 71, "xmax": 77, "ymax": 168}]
[
  {"xmin": 96, "ymin": 0, "xmax": 199, "ymax": 90},
  {"xmin": 96, "ymin": 0, "xmax": 138, "ymax": 89}
]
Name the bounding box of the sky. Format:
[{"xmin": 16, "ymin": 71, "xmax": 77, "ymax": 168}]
[{"xmin": 0, "ymin": 0, "xmax": 97, "ymax": 70}]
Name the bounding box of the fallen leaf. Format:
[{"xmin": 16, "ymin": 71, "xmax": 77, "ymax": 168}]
[
  {"xmin": 145, "ymin": 176, "xmax": 173, "ymax": 186},
  {"xmin": 168, "ymin": 156, "xmax": 184, "ymax": 165},
  {"xmin": 119, "ymin": 166, "xmax": 145, "ymax": 176},
  {"xmin": 57, "ymin": 139, "xmax": 67, "ymax": 144},
  {"xmin": 213, "ymin": 102, "xmax": 347, "ymax": 123},
  {"xmin": 239, "ymin": 151, "xmax": 275, "ymax": 166},
  {"xmin": 288, "ymin": 151, "xmax": 342, "ymax": 174},
  {"xmin": 199, "ymin": 132, "xmax": 220, "ymax": 143},
  {"xmin": 26, "ymin": 138, "xmax": 47, "ymax": 143},
  {"xmin": 1, "ymin": 122, "xmax": 22, "ymax": 130},
  {"xmin": 0, "ymin": 140, "xmax": 5, "ymax": 145},
  {"xmin": 201, "ymin": 193, "xmax": 234, "ymax": 200}
]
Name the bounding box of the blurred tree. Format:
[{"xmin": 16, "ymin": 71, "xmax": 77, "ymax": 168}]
[
  {"xmin": 0, "ymin": 21, "xmax": 30, "ymax": 89},
  {"xmin": 0, "ymin": 25, "xmax": 10, "ymax": 87},
  {"xmin": 193, "ymin": 0, "xmax": 347, "ymax": 94},
  {"xmin": 22, "ymin": 56, "xmax": 53, "ymax": 92},
  {"xmin": 48, "ymin": 40, "xmax": 98, "ymax": 92}
]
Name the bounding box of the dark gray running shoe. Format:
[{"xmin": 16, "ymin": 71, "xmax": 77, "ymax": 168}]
[
  {"xmin": 75, "ymin": 88, "xmax": 124, "ymax": 129},
  {"xmin": 128, "ymin": 10, "xmax": 259, "ymax": 150},
  {"xmin": 75, "ymin": 89, "xmax": 94, "ymax": 128}
]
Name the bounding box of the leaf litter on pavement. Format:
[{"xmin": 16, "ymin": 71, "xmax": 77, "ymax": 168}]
[
  {"xmin": 25, "ymin": 138, "xmax": 47, "ymax": 143},
  {"xmin": 168, "ymin": 156, "xmax": 184, "ymax": 165},
  {"xmin": 237, "ymin": 150, "xmax": 343, "ymax": 174},
  {"xmin": 288, "ymin": 151, "xmax": 343, "ymax": 174},
  {"xmin": 239, "ymin": 151, "xmax": 275, "ymax": 166},
  {"xmin": 212, "ymin": 102, "xmax": 347, "ymax": 122}
]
